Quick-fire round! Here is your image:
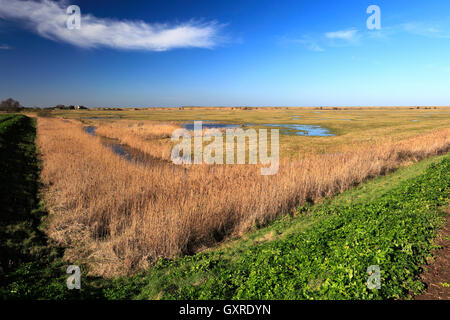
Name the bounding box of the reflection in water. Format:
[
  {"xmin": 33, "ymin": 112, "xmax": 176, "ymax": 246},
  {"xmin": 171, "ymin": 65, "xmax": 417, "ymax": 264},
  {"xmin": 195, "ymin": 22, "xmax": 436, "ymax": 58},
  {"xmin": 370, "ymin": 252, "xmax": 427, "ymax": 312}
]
[
  {"xmin": 182, "ymin": 122, "xmax": 335, "ymax": 136},
  {"xmin": 84, "ymin": 126, "xmax": 96, "ymax": 135},
  {"xmin": 84, "ymin": 126, "xmax": 130, "ymax": 160},
  {"xmin": 83, "ymin": 126, "xmax": 167, "ymax": 165},
  {"xmin": 182, "ymin": 123, "xmax": 241, "ymax": 131},
  {"xmin": 263, "ymin": 124, "xmax": 334, "ymax": 136},
  {"xmin": 245, "ymin": 123, "xmax": 335, "ymax": 136}
]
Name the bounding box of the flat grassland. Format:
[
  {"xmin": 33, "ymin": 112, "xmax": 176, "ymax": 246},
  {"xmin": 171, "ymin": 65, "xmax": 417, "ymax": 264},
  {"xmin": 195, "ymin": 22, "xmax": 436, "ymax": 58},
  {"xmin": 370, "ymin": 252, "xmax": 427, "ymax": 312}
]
[{"xmin": 52, "ymin": 106, "xmax": 450, "ymax": 157}]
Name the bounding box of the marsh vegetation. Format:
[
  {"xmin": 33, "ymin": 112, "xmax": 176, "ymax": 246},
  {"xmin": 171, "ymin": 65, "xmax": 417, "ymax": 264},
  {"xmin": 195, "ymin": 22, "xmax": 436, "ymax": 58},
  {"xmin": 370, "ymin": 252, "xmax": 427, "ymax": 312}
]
[{"xmin": 35, "ymin": 107, "xmax": 450, "ymax": 277}]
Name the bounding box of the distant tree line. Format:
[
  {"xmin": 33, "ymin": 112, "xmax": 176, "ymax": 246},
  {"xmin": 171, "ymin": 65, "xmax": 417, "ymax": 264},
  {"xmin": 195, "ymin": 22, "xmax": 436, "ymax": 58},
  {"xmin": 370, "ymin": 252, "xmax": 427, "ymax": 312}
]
[
  {"xmin": 52, "ymin": 104, "xmax": 88, "ymax": 110},
  {"xmin": 0, "ymin": 98, "xmax": 89, "ymax": 112},
  {"xmin": 0, "ymin": 98, "xmax": 23, "ymax": 112}
]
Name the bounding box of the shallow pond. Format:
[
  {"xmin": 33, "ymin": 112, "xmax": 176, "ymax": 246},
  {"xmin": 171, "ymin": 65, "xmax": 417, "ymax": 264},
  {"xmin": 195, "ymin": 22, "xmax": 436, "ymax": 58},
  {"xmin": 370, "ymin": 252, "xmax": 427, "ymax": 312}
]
[
  {"xmin": 182, "ymin": 123, "xmax": 241, "ymax": 131},
  {"xmin": 245, "ymin": 123, "xmax": 335, "ymax": 136},
  {"xmin": 182, "ymin": 122, "xmax": 335, "ymax": 137},
  {"xmin": 264, "ymin": 124, "xmax": 334, "ymax": 136}
]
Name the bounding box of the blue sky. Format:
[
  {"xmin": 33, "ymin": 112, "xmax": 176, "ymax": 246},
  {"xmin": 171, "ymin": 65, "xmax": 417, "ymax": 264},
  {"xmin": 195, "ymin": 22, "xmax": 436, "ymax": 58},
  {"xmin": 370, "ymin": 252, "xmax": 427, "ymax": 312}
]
[{"xmin": 0, "ymin": 0, "xmax": 450, "ymax": 107}]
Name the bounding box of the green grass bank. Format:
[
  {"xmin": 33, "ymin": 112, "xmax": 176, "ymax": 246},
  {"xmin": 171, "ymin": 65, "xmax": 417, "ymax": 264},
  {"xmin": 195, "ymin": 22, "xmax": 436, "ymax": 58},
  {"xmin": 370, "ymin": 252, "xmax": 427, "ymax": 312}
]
[{"xmin": 0, "ymin": 115, "xmax": 103, "ymax": 299}]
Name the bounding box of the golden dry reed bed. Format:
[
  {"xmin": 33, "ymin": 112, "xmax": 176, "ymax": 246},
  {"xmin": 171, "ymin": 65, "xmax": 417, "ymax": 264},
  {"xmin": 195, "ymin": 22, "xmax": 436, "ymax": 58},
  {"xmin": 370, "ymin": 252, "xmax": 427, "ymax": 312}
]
[
  {"xmin": 37, "ymin": 117, "xmax": 450, "ymax": 277},
  {"xmin": 94, "ymin": 120, "xmax": 179, "ymax": 160}
]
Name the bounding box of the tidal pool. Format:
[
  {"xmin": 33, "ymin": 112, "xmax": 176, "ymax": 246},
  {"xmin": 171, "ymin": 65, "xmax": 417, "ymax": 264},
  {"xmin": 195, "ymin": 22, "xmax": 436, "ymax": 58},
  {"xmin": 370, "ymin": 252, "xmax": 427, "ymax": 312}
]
[
  {"xmin": 262, "ymin": 124, "xmax": 335, "ymax": 136},
  {"xmin": 244, "ymin": 123, "xmax": 335, "ymax": 136},
  {"xmin": 182, "ymin": 123, "xmax": 241, "ymax": 131},
  {"xmin": 182, "ymin": 122, "xmax": 334, "ymax": 136}
]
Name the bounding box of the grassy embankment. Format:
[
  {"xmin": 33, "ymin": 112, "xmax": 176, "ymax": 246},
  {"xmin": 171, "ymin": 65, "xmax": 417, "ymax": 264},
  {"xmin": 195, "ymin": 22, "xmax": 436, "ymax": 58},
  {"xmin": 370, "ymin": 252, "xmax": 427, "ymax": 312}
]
[
  {"xmin": 0, "ymin": 114, "xmax": 103, "ymax": 299},
  {"xmin": 0, "ymin": 114, "xmax": 45, "ymax": 274}
]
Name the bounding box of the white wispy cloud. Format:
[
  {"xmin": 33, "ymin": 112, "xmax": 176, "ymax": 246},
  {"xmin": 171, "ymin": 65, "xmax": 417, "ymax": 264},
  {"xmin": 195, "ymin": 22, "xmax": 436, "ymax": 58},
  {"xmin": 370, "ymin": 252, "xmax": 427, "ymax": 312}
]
[
  {"xmin": 325, "ymin": 29, "xmax": 359, "ymax": 42},
  {"xmin": 286, "ymin": 18, "xmax": 450, "ymax": 53},
  {"xmin": 0, "ymin": 0, "xmax": 224, "ymax": 51},
  {"xmin": 291, "ymin": 29, "xmax": 360, "ymax": 52},
  {"xmin": 295, "ymin": 37, "xmax": 324, "ymax": 52},
  {"xmin": 400, "ymin": 22, "xmax": 450, "ymax": 39},
  {"xmin": 0, "ymin": 44, "xmax": 12, "ymax": 49}
]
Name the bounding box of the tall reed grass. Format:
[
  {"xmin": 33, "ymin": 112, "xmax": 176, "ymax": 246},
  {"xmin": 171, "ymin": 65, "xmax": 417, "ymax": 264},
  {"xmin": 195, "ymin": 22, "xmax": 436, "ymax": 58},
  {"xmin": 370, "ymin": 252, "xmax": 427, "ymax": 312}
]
[
  {"xmin": 94, "ymin": 120, "xmax": 178, "ymax": 160},
  {"xmin": 37, "ymin": 117, "xmax": 450, "ymax": 277}
]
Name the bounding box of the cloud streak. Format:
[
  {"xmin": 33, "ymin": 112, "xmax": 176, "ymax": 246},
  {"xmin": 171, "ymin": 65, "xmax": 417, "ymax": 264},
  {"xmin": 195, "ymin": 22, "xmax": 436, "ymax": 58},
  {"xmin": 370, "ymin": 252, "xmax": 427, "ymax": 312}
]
[
  {"xmin": 0, "ymin": 44, "xmax": 12, "ymax": 50},
  {"xmin": 295, "ymin": 37, "xmax": 324, "ymax": 52},
  {"xmin": 291, "ymin": 29, "xmax": 360, "ymax": 52},
  {"xmin": 400, "ymin": 22, "xmax": 450, "ymax": 39},
  {"xmin": 325, "ymin": 29, "xmax": 359, "ymax": 42},
  {"xmin": 0, "ymin": 0, "xmax": 224, "ymax": 51}
]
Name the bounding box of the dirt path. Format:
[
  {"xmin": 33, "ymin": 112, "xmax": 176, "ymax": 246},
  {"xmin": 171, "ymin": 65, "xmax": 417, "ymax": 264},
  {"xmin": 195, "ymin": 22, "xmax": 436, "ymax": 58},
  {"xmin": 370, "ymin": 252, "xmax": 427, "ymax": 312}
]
[{"xmin": 415, "ymin": 207, "xmax": 450, "ymax": 300}]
